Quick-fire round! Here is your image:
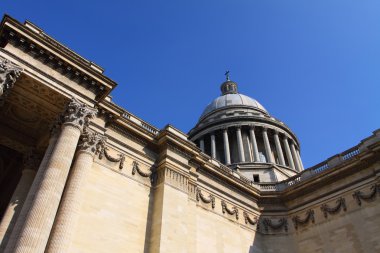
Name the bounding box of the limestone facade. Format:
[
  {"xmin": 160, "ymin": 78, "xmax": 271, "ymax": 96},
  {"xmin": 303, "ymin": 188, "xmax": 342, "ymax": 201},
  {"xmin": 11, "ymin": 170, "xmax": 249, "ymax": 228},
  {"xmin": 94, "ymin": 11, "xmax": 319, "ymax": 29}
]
[{"xmin": 0, "ymin": 15, "xmax": 379, "ymax": 253}]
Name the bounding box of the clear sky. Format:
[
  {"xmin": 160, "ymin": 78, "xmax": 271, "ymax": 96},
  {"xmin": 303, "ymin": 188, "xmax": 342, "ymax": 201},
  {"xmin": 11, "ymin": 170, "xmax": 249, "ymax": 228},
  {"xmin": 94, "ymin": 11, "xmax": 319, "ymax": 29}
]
[{"xmin": 1, "ymin": 0, "xmax": 379, "ymax": 168}]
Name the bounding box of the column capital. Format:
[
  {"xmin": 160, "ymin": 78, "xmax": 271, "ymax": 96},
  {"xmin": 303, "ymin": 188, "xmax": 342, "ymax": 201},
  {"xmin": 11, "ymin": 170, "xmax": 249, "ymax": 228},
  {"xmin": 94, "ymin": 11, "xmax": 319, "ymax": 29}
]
[
  {"xmin": 0, "ymin": 57, "xmax": 23, "ymax": 104},
  {"xmin": 262, "ymin": 126, "xmax": 268, "ymax": 132},
  {"xmin": 222, "ymin": 127, "xmax": 229, "ymax": 132},
  {"xmin": 78, "ymin": 130, "xmax": 106, "ymax": 156},
  {"xmin": 62, "ymin": 97, "xmax": 98, "ymax": 132},
  {"xmin": 249, "ymin": 124, "xmax": 256, "ymax": 130},
  {"xmin": 235, "ymin": 125, "xmax": 242, "ymax": 130}
]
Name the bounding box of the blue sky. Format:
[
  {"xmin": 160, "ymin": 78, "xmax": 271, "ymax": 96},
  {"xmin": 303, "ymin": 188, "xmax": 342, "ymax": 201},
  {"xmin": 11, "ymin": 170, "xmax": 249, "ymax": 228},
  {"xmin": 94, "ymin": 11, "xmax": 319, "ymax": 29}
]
[{"xmin": 1, "ymin": 0, "xmax": 379, "ymax": 168}]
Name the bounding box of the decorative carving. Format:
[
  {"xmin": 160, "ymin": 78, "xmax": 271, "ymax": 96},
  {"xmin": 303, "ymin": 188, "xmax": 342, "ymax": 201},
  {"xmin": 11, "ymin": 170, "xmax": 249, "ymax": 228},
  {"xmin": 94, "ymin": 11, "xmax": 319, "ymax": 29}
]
[
  {"xmin": 0, "ymin": 57, "xmax": 22, "ymax": 104},
  {"xmin": 78, "ymin": 130, "xmax": 106, "ymax": 156},
  {"xmin": 321, "ymin": 197, "xmax": 347, "ymax": 218},
  {"xmin": 61, "ymin": 97, "xmax": 97, "ymax": 132},
  {"xmin": 352, "ymin": 184, "xmax": 380, "ymax": 206},
  {"xmin": 132, "ymin": 161, "xmax": 152, "ymax": 177},
  {"xmin": 221, "ymin": 200, "xmax": 239, "ymax": 220},
  {"xmin": 292, "ymin": 209, "xmax": 315, "ymax": 230},
  {"xmin": 97, "ymin": 143, "xmax": 125, "ymax": 170},
  {"xmin": 243, "ymin": 211, "xmax": 258, "ymax": 225},
  {"xmin": 196, "ymin": 188, "xmax": 215, "ymax": 209},
  {"xmin": 263, "ymin": 217, "xmax": 288, "ymax": 232}
]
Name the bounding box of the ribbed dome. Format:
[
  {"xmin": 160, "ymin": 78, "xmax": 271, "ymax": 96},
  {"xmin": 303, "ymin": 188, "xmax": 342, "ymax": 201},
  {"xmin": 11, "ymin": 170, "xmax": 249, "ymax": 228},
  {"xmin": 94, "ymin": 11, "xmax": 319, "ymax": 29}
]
[{"xmin": 200, "ymin": 93, "xmax": 267, "ymax": 118}]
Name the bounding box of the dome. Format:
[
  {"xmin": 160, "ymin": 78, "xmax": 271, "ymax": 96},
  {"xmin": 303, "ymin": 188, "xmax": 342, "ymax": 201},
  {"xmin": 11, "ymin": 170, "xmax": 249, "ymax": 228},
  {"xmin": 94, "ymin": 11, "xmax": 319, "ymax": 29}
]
[{"xmin": 200, "ymin": 93, "xmax": 267, "ymax": 119}]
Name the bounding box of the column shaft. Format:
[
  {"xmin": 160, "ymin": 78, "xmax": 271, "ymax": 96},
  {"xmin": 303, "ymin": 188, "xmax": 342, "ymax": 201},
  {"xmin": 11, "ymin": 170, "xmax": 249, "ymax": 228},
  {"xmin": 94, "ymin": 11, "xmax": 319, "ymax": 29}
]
[
  {"xmin": 262, "ymin": 128, "xmax": 273, "ymax": 163},
  {"xmin": 210, "ymin": 134, "xmax": 216, "ymax": 159},
  {"xmin": 0, "ymin": 169, "xmax": 36, "ymax": 250},
  {"xmin": 296, "ymin": 148, "xmax": 304, "ymax": 170},
  {"xmin": 249, "ymin": 127, "xmax": 260, "ymax": 162},
  {"xmin": 5, "ymin": 98, "xmax": 96, "ymax": 253},
  {"xmin": 199, "ymin": 138, "xmax": 205, "ymax": 152},
  {"xmin": 223, "ymin": 129, "xmax": 231, "ymax": 165},
  {"xmin": 274, "ymin": 132, "xmax": 286, "ymax": 166},
  {"xmin": 3, "ymin": 133, "xmax": 59, "ymax": 252},
  {"xmin": 236, "ymin": 127, "xmax": 245, "ymax": 162},
  {"xmin": 283, "ymin": 137, "xmax": 295, "ymax": 169},
  {"xmin": 290, "ymin": 142, "xmax": 301, "ymax": 172}
]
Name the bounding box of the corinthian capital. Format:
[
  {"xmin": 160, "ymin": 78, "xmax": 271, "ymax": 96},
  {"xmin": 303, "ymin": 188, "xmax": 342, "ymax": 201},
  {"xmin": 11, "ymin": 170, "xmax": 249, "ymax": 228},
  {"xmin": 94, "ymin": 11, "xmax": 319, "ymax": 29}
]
[
  {"xmin": 78, "ymin": 130, "xmax": 106, "ymax": 156},
  {"xmin": 0, "ymin": 57, "xmax": 23, "ymax": 103},
  {"xmin": 62, "ymin": 97, "xmax": 97, "ymax": 132}
]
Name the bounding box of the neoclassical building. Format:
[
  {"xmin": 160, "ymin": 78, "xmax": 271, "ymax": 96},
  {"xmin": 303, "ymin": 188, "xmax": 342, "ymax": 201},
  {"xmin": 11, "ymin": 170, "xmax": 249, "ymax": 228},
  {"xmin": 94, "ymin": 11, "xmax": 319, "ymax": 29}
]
[{"xmin": 0, "ymin": 15, "xmax": 379, "ymax": 253}]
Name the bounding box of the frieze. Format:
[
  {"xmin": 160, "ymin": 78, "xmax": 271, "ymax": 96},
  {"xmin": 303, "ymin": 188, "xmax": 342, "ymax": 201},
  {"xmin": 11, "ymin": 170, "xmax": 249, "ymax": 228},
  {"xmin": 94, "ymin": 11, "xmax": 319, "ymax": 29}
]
[
  {"xmin": 352, "ymin": 184, "xmax": 380, "ymax": 206},
  {"xmin": 221, "ymin": 200, "xmax": 239, "ymax": 220},
  {"xmin": 167, "ymin": 143, "xmax": 192, "ymax": 160},
  {"xmin": 320, "ymin": 197, "xmax": 347, "ymax": 218},
  {"xmin": 243, "ymin": 211, "xmax": 258, "ymax": 225},
  {"xmin": 196, "ymin": 188, "xmax": 215, "ymax": 209},
  {"xmin": 263, "ymin": 217, "xmax": 288, "ymax": 233},
  {"xmin": 292, "ymin": 209, "xmax": 315, "ymax": 230}
]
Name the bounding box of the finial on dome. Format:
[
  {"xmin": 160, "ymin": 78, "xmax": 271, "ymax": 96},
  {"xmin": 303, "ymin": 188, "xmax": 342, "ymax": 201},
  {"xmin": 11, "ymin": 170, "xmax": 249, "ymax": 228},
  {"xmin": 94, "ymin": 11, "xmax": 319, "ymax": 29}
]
[
  {"xmin": 225, "ymin": 70, "xmax": 230, "ymax": 81},
  {"xmin": 220, "ymin": 71, "xmax": 238, "ymax": 95}
]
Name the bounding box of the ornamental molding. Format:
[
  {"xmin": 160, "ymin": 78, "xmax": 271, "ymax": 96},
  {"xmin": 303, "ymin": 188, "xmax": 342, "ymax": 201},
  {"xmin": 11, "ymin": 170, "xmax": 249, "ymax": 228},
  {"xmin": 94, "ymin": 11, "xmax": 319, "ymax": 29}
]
[
  {"xmin": 243, "ymin": 211, "xmax": 258, "ymax": 225},
  {"xmin": 61, "ymin": 97, "xmax": 97, "ymax": 132},
  {"xmin": 352, "ymin": 184, "xmax": 380, "ymax": 206},
  {"xmin": 97, "ymin": 144, "xmax": 125, "ymax": 170},
  {"xmin": 292, "ymin": 209, "xmax": 315, "ymax": 230},
  {"xmin": 0, "ymin": 57, "xmax": 23, "ymax": 104},
  {"xmin": 78, "ymin": 130, "xmax": 106, "ymax": 156},
  {"xmin": 108, "ymin": 124, "xmax": 148, "ymax": 146},
  {"xmin": 196, "ymin": 188, "xmax": 215, "ymax": 209},
  {"xmin": 132, "ymin": 160, "xmax": 152, "ymax": 178},
  {"xmin": 263, "ymin": 217, "xmax": 288, "ymax": 233},
  {"xmin": 221, "ymin": 200, "xmax": 239, "ymax": 220},
  {"xmin": 320, "ymin": 197, "xmax": 347, "ymax": 218}
]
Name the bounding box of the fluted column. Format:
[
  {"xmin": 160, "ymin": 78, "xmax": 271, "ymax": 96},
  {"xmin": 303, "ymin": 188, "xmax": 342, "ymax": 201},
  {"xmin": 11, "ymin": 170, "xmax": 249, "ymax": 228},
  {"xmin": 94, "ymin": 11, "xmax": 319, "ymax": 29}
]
[
  {"xmin": 296, "ymin": 148, "xmax": 304, "ymax": 171},
  {"xmin": 223, "ymin": 128, "xmax": 231, "ymax": 165},
  {"xmin": 273, "ymin": 131, "xmax": 285, "ymax": 166},
  {"xmin": 0, "ymin": 57, "xmax": 23, "ymax": 105},
  {"xmin": 4, "ymin": 98, "xmax": 97, "ymax": 253},
  {"xmin": 262, "ymin": 127, "xmax": 273, "ymax": 163},
  {"xmin": 290, "ymin": 141, "xmax": 301, "ymax": 172},
  {"xmin": 283, "ymin": 137, "xmax": 295, "ymax": 169},
  {"xmin": 0, "ymin": 151, "xmax": 39, "ymax": 251},
  {"xmin": 210, "ymin": 133, "xmax": 216, "ymax": 159},
  {"xmin": 46, "ymin": 130, "xmax": 105, "ymax": 253},
  {"xmin": 236, "ymin": 126, "xmax": 245, "ymax": 162},
  {"xmin": 199, "ymin": 138, "xmax": 205, "ymax": 152},
  {"xmin": 249, "ymin": 126, "xmax": 260, "ymax": 162}
]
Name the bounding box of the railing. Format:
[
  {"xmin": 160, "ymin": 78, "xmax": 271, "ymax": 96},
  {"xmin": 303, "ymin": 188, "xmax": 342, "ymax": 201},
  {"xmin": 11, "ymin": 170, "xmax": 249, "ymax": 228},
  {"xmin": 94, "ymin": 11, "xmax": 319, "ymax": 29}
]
[
  {"xmin": 341, "ymin": 147, "xmax": 360, "ymax": 160},
  {"xmin": 122, "ymin": 112, "xmax": 159, "ymax": 135}
]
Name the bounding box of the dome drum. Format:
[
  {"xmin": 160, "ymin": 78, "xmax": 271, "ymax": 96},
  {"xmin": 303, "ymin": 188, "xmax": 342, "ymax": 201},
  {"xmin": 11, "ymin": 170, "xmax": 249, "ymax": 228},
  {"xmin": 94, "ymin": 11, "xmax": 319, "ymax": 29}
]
[{"xmin": 189, "ymin": 77, "xmax": 304, "ymax": 183}]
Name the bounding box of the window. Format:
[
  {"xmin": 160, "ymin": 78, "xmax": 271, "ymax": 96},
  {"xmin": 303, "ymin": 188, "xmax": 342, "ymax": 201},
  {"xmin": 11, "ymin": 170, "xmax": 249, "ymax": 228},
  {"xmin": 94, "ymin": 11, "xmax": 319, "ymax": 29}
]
[{"xmin": 253, "ymin": 174, "xmax": 260, "ymax": 183}]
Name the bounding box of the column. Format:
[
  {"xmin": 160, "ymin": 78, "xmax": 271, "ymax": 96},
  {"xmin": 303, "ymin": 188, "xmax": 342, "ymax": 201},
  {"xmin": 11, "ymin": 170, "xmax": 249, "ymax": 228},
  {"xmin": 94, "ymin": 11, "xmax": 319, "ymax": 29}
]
[
  {"xmin": 46, "ymin": 130, "xmax": 105, "ymax": 253},
  {"xmin": 296, "ymin": 148, "xmax": 304, "ymax": 170},
  {"xmin": 283, "ymin": 136, "xmax": 295, "ymax": 169},
  {"xmin": 249, "ymin": 126, "xmax": 260, "ymax": 162},
  {"xmin": 273, "ymin": 131, "xmax": 285, "ymax": 166},
  {"xmin": 4, "ymin": 97, "xmax": 97, "ymax": 253},
  {"xmin": 199, "ymin": 138, "xmax": 205, "ymax": 152},
  {"xmin": 236, "ymin": 126, "xmax": 245, "ymax": 162},
  {"xmin": 0, "ymin": 57, "xmax": 23, "ymax": 105},
  {"xmin": 262, "ymin": 127, "xmax": 273, "ymax": 163},
  {"xmin": 290, "ymin": 141, "xmax": 301, "ymax": 172},
  {"xmin": 210, "ymin": 133, "xmax": 216, "ymax": 159},
  {"xmin": 223, "ymin": 128, "xmax": 231, "ymax": 165},
  {"xmin": 0, "ymin": 151, "xmax": 39, "ymax": 251}
]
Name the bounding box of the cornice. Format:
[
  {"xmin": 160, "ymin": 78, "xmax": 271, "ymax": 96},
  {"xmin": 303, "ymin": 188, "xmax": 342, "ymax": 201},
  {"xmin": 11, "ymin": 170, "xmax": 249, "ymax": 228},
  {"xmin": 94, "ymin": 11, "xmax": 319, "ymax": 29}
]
[{"xmin": 0, "ymin": 15, "xmax": 117, "ymax": 101}]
